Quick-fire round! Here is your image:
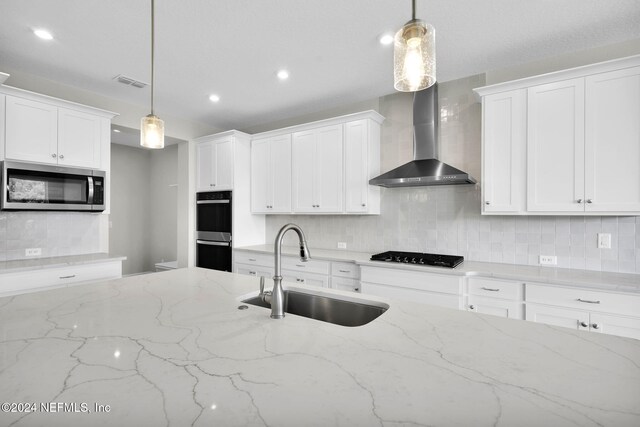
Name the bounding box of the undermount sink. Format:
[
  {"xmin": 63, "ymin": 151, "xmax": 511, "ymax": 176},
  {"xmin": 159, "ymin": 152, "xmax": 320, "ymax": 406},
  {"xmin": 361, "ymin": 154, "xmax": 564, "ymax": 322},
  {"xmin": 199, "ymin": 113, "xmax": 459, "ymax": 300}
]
[{"xmin": 242, "ymin": 289, "xmax": 388, "ymax": 327}]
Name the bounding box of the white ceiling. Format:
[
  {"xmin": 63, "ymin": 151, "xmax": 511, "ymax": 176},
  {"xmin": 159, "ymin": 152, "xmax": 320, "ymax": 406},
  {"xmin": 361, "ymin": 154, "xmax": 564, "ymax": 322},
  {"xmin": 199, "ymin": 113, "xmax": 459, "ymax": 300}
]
[{"xmin": 1, "ymin": 0, "xmax": 639, "ymax": 132}]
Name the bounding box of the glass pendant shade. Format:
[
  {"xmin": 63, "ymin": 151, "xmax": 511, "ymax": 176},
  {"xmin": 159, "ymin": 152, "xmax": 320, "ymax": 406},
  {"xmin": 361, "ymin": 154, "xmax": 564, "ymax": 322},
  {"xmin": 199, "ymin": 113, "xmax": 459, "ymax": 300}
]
[
  {"xmin": 394, "ymin": 20, "xmax": 436, "ymax": 92},
  {"xmin": 140, "ymin": 114, "xmax": 165, "ymax": 149}
]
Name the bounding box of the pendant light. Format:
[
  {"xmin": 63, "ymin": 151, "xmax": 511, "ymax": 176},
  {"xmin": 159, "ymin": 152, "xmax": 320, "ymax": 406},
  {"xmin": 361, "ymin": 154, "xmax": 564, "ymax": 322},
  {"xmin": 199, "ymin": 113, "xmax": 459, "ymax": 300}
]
[
  {"xmin": 140, "ymin": 0, "xmax": 164, "ymax": 149},
  {"xmin": 393, "ymin": 0, "xmax": 436, "ymax": 92}
]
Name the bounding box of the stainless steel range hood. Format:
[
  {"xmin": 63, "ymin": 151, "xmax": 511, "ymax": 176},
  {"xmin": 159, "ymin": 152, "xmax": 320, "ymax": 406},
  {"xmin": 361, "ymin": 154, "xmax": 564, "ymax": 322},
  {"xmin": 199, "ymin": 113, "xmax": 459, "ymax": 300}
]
[{"xmin": 369, "ymin": 84, "xmax": 477, "ymax": 187}]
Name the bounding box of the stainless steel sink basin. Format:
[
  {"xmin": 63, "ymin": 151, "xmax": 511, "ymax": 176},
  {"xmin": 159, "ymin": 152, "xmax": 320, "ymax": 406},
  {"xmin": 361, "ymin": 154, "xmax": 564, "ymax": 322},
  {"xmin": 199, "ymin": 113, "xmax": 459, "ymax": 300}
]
[{"xmin": 242, "ymin": 290, "xmax": 388, "ymax": 327}]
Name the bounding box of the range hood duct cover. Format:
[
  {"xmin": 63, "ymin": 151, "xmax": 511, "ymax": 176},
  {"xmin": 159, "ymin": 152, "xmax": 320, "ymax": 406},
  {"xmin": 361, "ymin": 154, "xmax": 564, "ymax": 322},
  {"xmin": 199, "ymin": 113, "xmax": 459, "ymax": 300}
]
[{"xmin": 369, "ymin": 83, "xmax": 477, "ymax": 188}]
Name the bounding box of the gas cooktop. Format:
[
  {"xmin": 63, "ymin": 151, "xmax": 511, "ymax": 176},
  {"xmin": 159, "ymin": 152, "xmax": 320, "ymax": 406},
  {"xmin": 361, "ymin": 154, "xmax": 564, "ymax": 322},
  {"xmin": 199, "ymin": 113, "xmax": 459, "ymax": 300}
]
[{"xmin": 370, "ymin": 251, "xmax": 464, "ymax": 269}]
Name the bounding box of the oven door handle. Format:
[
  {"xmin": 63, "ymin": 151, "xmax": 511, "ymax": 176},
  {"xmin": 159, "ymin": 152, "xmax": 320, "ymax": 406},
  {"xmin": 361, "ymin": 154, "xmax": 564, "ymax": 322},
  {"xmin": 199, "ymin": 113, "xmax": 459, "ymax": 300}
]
[
  {"xmin": 196, "ymin": 200, "xmax": 230, "ymax": 204},
  {"xmin": 196, "ymin": 240, "xmax": 231, "ymax": 247}
]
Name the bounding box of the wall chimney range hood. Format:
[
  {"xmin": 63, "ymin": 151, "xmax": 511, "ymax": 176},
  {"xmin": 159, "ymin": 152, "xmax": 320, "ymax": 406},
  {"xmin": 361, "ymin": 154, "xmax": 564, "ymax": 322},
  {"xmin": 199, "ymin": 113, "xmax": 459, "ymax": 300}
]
[{"xmin": 369, "ymin": 83, "xmax": 477, "ymax": 188}]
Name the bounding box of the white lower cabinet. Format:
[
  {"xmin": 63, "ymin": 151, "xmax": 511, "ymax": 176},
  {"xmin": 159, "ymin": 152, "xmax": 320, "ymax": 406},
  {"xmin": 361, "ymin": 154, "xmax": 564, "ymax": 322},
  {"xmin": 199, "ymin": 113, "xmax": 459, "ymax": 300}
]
[
  {"xmin": 0, "ymin": 260, "xmax": 123, "ymax": 297},
  {"xmin": 282, "ymin": 271, "xmax": 329, "ymax": 288},
  {"xmin": 465, "ymin": 277, "xmax": 524, "ymax": 320},
  {"xmin": 525, "ymin": 283, "xmax": 640, "ymax": 340},
  {"xmin": 360, "ymin": 266, "xmax": 462, "ymax": 310}
]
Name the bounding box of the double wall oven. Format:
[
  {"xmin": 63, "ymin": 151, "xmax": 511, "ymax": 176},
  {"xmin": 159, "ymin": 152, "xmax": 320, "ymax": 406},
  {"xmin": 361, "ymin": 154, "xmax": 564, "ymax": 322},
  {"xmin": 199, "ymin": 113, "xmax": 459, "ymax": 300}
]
[{"xmin": 196, "ymin": 191, "xmax": 232, "ymax": 272}]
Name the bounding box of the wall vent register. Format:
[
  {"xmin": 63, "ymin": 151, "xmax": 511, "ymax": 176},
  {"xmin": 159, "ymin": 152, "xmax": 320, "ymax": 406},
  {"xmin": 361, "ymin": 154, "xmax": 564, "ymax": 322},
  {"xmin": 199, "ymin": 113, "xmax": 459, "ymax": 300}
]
[{"xmin": 370, "ymin": 251, "xmax": 464, "ymax": 268}]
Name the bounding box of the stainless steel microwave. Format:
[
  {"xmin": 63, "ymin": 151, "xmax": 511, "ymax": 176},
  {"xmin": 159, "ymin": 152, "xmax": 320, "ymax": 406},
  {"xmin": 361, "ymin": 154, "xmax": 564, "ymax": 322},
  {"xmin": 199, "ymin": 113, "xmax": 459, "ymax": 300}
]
[{"xmin": 1, "ymin": 160, "xmax": 105, "ymax": 212}]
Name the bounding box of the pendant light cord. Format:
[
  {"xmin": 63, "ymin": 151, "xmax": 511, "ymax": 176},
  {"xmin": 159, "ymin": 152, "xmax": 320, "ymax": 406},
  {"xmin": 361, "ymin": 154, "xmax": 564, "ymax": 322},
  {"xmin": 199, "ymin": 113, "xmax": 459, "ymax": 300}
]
[
  {"xmin": 151, "ymin": 0, "xmax": 155, "ymax": 116},
  {"xmin": 411, "ymin": 0, "xmax": 416, "ymax": 20}
]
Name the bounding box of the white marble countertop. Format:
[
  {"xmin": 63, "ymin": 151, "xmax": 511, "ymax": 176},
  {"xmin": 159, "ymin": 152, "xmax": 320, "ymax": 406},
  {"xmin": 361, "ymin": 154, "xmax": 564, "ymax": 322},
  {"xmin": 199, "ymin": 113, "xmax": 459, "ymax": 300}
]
[
  {"xmin": 236, "ymin": 245, "xmax": 640, "ymax": 294},
  {"xmin": 0, "ymin": 268, "xmax": 638, "ymax": 426},
  {"xmin": 0, "ymin": 253, "xmax": 127, "ymax": 274}
]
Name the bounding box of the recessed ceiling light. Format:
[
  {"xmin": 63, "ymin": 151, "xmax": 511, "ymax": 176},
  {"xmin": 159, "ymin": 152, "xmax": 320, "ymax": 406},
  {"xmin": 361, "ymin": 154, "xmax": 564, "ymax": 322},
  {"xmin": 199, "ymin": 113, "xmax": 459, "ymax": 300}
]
[
  {"xmin": 379, "ymin": 34, "xmax": 394, "ymax": 45},
  {"xmin": 277, "ymin": 70, "xmax": 289, "ymax": 80},
  {"xmin": 209, "ymin": 94, "xmax": 220, "ymax": 103},
  {"xmin": 113, "ymin": 129, "xmax": 121, "ymax": 133},
  {"xmin": 33, "ymin": 28, "xmax": 54, "ymax": 40}
]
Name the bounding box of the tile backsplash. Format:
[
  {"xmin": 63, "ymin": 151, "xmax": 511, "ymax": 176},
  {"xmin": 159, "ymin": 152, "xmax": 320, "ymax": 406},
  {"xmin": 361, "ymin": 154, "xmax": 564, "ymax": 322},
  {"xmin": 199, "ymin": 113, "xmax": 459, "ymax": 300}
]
[
  {"xmin": 265, "ymin": 74, "xmax": 640, "ymax": 274},
  {"xmin": 0, "ymin": 212, "xmax": 101, "ymax": 261}
]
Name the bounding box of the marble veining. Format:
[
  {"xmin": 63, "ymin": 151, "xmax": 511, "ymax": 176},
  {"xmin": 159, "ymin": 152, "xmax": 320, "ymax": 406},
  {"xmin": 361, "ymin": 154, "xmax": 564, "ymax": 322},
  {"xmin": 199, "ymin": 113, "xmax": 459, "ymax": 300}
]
[{"xmin": 0, "ymin": 268, "xmax": 639, "ymax": 426}]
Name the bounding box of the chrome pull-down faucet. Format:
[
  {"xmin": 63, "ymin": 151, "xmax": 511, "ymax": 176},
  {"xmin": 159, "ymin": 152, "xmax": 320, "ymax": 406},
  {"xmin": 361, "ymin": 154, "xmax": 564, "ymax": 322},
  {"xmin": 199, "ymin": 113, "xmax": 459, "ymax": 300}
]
[{"xmin": 270, "ymin": 223, "xmax": 310, "ymax": 319}]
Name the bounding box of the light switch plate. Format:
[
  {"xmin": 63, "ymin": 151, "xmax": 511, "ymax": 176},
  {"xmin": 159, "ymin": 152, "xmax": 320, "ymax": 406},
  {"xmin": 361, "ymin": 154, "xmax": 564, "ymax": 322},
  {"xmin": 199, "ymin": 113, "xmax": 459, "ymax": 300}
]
[{"xmin": 597, "ymin": 233, "xmax": 611, "ymax": 249}]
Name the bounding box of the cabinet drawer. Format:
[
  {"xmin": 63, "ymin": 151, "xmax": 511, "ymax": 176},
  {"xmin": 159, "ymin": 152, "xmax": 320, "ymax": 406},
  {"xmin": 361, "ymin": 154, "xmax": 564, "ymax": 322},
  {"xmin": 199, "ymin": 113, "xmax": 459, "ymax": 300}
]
[
  {"xmin": 331, "ymin": 277, "xmax": 360, "ymax": 293},
  {"xmin": 234, "ymin": 263, "xmax": 274, "ymax": 279},
  {"xmin": 526, "ymin": 283, "xmax": 640, "ymax": 317},
  {"xmin": 360, "ymin": 266, "xmax": 462, "ymax": 295},
  {"xmin": 233, "ymin": 251, "xmax": 272, "ymax": 268},
  {"xmin": 467, "ymin": 295, "xmax": 524, "ymax": 319},
  {"xmin": 331, "ymin": 262, "xmax": 359, "ymax": 279},
  {"xmin": 0, "ymin": 261, "xmax": 122, "ymax": 296},
  {"xmin": 362, "ymin": 282, "xmax": 461, "ymax": 310},
  {"xmin": 282, "ymin": 256, "xmax": 330, "ymax": 275},
  {"xmin": 468, "ymin": 277, "xmax": 523, "ymax": 301},
  {"xmin": 282, "ymin": 270, "xmax": 329, "ymax": 288}
]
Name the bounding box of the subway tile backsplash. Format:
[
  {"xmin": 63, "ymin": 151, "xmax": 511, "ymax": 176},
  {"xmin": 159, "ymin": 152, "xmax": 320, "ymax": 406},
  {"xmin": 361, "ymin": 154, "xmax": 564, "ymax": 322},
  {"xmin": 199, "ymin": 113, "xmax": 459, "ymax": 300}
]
[
  {"xmin": 266, "ymin": 187, "xmax": 640, "ymax": 274},
  {"xmin": 0, "ymin": 212, "xmax": 101, "ymax": 261}
]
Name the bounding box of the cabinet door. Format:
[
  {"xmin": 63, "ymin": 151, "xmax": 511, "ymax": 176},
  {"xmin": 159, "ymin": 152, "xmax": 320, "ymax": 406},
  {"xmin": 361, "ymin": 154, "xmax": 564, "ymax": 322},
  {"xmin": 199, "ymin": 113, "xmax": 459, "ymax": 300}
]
[
  {"xmin": 585, "ymin": 66, "xmax": 640, "ymax": 213},
  {"xmin": 5, "ymin": 96, "xmax": 58, "ymax": 164},
  {"xmin": 57, "ymin": 108, "xmax": 102, "ymax": 168},
  {"xmin": 527, "ymin": 79, "xmax": 585, "ymax": 212},
  {"xmin": 589, "ymin": 313, "xmax": 640, "ymax": 340},
  {"xmin": 525, "ymin": 303, "xmax": 590, "ymax": 331},
  {"xmin": 214, "ymin": 138, "xmax": 234, "ymax": 190},
  {"xmin": 344, "ymin": 120, "xmax": 369, "ymax": 213},
  {"xmin": 196, "ymin": 141, "xmax": 215, "ymax": 192},
  {"xmin": 467, "ymin": 296, "xmax": 524, "ymax": 319},
  {"xmin": 282, "ymin": 271, "xmax": 329, "ymax": 288},
  {"xmin": 332, "ymin": 277, "xmax": 360, "ymax": 293},
  {"xmin": 292, "ymin": 130, "xmax": 316, "ymax": 212},
  {"xmin": 482, "ymin": 89, "xmax": 526, "ymax": 213},
  {"xmin": 270, "ymin": 134, "xmax": 292, "ymax": 213},
  {"xmin": 315, "ymin": 125, "xmax": 343, "ymax": 212},
  {"xmin": 251, "ymin": 138, "xmax": 270, "ymax": 213}
]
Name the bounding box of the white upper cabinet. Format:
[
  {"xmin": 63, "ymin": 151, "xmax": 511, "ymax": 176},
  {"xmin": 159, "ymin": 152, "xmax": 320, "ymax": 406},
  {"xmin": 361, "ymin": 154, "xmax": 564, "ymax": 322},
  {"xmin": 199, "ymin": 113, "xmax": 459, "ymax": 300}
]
[
  {"xmin": 481, "ymin": 89, "xmax": 527, "ymax": 214},
  {"xmin": 5, "ymin": 96, "xmax": 58, "ymax": 164},
  {"xmin": 344, "ymin": 119, "xmax": 381, "ymax": 214},
  {"xmin": 527, "ymin": 78, "xmax": 585, "ymax": 212},
  {"xmin": 58, "ymin": 107, "xmax": 102, "ymax": 168},
  {"xmin": 475, "ymin": 54, "xmax": 640, "ymax": 215},
  {"xmin": 196, "ymin": 136, "xmax": 234, "ymax": 192},
  {"xmin": 292, "ymin": 124, "xmax": 343, "ymax": 213},
  {"xmin": 250, "ymin": 110, "xmax": 383, "ymax": 215},
  {"xmin": 4, "ymin": 94, "xmax": 108, "ymax": 169},
  {"xmin": 251, "ymin": 134, "xmax": 292, "ymax": 213},
  {"xmin": 584, "ymin": 66, "xmax": 640, "ymax": 213}
]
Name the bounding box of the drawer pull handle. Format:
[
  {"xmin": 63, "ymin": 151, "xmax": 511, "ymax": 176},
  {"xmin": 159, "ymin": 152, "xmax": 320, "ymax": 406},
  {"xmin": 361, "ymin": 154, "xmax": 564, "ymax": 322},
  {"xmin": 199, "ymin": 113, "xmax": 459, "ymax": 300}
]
[
  {"xmin": 577, "ymin": 298, "xmax": 600, "ymax": 304},
  {"xmin": 249, "ymin": 271, "xmax": 257, "ymax": 275},
  {"xmin": 296, "ymin": 278, "xmax": 305, "ymax": 283},
  {"xmin": 481, "ymin": 287, "xmax": 500, "ymax": 292},
  {"xmin": 338, "ymin": 269, "xmax": 350, "ymax": 273},
  {"xmin": 59, "ymin": 275, "xmax": 76, "ymax": 279},
  {"xmin": 295, "ymin": 264, "xmax": 306, "ymax": 268},
  {"xmin": 354, "ymin": 288, "xmax": 360, "ymax": 292},
  {"xmin": 248, "ymin": 258, "xmax": 256, "ymax": 261}
]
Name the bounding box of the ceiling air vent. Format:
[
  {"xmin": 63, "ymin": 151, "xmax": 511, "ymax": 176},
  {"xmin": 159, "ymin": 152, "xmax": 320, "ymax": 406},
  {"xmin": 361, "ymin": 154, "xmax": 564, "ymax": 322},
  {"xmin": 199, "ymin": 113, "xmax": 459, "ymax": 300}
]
[{"xmin": 113, "ymin": 74, "xmax": 148, "ymax": 88}]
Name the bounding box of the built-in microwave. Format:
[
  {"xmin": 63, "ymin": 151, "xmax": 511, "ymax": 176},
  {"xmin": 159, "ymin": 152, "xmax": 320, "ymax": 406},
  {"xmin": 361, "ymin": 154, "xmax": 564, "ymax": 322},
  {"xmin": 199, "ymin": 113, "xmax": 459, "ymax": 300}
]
[{"xmin": 1, "ymin": 160, "xmax": 105, "ymax": 212}]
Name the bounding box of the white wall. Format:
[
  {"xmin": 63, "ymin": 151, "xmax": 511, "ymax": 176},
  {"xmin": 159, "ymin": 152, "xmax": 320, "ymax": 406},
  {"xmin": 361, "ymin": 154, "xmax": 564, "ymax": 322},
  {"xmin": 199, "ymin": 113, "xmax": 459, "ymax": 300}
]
[{"xmin": 149, "ymin": 145, "xmax": 178, "ymax": 266}]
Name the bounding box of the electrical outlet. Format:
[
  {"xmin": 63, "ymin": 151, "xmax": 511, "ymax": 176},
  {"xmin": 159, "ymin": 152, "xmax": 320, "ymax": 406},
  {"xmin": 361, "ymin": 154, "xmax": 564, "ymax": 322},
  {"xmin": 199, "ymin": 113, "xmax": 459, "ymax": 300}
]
[
  {"xmin": 25, "ymin": 248, "xmax": 42, "ymax": 257},
  {"xmin": 597, "ymin": 233, "xmax": 611, "ymax": 249},
  {"xmin": 539, "ymin": 255, "xmax": 557, "ymax": 266},
  {"xmin": 337, "ymin": 242, "xmax": 347, "ymax": 249}
]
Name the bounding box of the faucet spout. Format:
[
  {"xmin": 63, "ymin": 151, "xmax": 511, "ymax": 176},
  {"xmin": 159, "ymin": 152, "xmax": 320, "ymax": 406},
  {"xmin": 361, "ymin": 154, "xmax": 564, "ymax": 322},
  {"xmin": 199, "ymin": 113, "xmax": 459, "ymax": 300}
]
[{"xmin": 271, "ymin": 223, "xmax": 310, "ymax": 319}]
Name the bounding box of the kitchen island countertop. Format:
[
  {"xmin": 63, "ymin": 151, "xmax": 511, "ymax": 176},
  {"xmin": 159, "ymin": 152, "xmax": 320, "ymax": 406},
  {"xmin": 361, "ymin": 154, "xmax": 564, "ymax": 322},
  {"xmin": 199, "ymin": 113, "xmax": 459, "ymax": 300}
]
[{"xmin": 0, "ymin": 267, "xmax": 638, "ymax": 426}]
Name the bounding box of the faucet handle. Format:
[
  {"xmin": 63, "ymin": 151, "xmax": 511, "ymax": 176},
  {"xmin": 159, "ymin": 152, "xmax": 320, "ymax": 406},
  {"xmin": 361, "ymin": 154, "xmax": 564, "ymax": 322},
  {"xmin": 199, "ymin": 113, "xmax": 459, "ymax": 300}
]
[{"xmin": 259, "ymin": 276, "xmax": 265, "ymax": 294}]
